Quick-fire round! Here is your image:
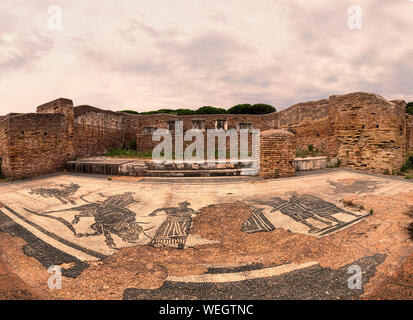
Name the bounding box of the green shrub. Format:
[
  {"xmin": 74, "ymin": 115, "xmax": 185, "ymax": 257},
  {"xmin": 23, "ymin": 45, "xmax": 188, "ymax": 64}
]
[
  {"xmin": 295, "ymin": 145, "xmax": 324, "ymax": 158},
  {"xmin": 407, "ymin": 102, "xmax": 413, "ymax": 115},
  {"xmin": 401, "ymin": 153, "xmax": 413, "ymax": 172},
  {"xmin": 128, "ymin": 140, "xmax": 137, "ymax": 150}
]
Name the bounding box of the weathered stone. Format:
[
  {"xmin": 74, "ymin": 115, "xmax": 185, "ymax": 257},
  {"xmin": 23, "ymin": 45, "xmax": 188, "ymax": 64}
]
[
  {"xmin": 259, "ymin": 129, "xmax": 296, "ymax": 178},
  {"xmin": 1, "ymin": 92, "xmax": 412, "ymax": 180}
]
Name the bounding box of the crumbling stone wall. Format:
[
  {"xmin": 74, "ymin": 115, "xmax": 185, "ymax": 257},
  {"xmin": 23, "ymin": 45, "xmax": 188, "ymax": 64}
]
[
  {"xmin": 1, "ymin": 92, "xmax": 412, "ymax": 179},
  {"xmin": 74, "ymin": 106, "xmax": 128, "ymax": 157},
  {"xmin": 407, "ymin": 115, "xmax": 413, "ymax": 153},
  {"xmin": 0, "ymin": 113, "xmax": 71, "ymax": 179},
  {"xmin": 329, "ymin": 92, "xmax": 407, "ymax": 173},
  {"xmin": 0, "ymin": 122, "xmax": 9, "ymax": 177},
  {"xmin": 277, "ymin": 99, "xmax": 329, "ymax": 128},
  {"xmin": 136, "ymin": 113, "xmax": 276, "ymax": 133},
  {"xmin": 137, "ymin": 131, "xmax": 255, "ymax": 160},
  {"xmin": 259, "ymin": 129, "xmax": 296, "ymax": 178},
  {"xmin": 37, "ymin": 98, "xmax": 75, "ymax": 160},
  {"xmin": 287, "ymin": 117, "xmax": 338, "ymax": 157},
  {"xmin": 276, "ymin": 99, "xmax": 337, "ymax": 156},
  {"xmin": 135, "ymin": 114, "xmax": 275, "ymax": 153}
]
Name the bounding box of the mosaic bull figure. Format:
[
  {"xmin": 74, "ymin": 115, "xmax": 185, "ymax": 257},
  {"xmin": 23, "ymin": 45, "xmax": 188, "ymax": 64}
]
[
  {"xmin": 25, "ymin": 192, "xmax": 153, "ymax": 249},
  {"xmin": 29, "ymin": 183, "xmax": 80, "ymax": 205}
]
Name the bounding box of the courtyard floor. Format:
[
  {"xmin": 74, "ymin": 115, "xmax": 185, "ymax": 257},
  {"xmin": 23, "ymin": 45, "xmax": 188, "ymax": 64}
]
[{"xmin": 0, "ymin": 169, "xmax": 412, "ymax": 300}]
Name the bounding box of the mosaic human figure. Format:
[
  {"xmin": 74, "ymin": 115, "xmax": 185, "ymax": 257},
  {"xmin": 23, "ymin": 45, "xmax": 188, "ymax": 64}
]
[
  {"xmin": 241, "ymin": 205, "xmax": 276, "ymax": 234},
  {"xmin": 148, "ymin": 201, "xmax": 197, "ymax": 249},
  {"xmin": 252, "ymin": 194, "xmax": 362, "ymax": 234}
]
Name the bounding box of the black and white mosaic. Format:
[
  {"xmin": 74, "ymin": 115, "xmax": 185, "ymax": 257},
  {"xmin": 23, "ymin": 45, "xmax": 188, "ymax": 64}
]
[
  {"xmin": 29, "ymin": 183, "xmax": 80, "ymax": 205},
  {"xmin": 243, "ymin": 194, "xmax": 366, "ymax": 236}
]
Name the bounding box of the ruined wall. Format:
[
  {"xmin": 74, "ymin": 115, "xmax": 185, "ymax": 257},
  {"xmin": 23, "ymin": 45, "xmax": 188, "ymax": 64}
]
[
  {"xmin": 137, "ymin": 131, "xmax": 255, "ymax": 160},
  {"xmin": 73, "ymin": 106, "xmax": 127, "ymax": 157},
  {"xmin": 407, "ymin": 114, "xmax": 413, "ymax": 153},
  {"xmin": 135, "ymin": 113, "xmax": 276, "ymax": 152},
  {"xmin": 277, "ymin": 99, "xmax": 329, "ymax": 128},
  {"xmin": 0, "ymin": 113, "xmax": 71, "ymax": 179},
  {"xmin": 276, "ymin": 99, "xmax": 337, "ymax": 156},
  {"xmin": 37, "ymin": 98, "xmax": 75, "ymax": 160},
  {"xmin": 136, "ymin": 113, "xmax": 276, "ymax": 131},
  {"xmin": 329, "ymin": 92, "xmax": 407, "ymax": 173},
  {"xmin": 0, "ymin": 121, "xmax": 10, "ymax": 177},
  {"xmin": 1, "ymin": 92, "xmax": 411, "ymax": 179},
  {"xmin": 259, "ymin": 129, "xmax": 296, "ymax": 178},
  {"xmin": 288, "ymin": 117, "xmax": 338, "ymax": 157}
]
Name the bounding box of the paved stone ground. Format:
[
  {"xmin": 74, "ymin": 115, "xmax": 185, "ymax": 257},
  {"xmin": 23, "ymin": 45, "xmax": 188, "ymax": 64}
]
[{"xmin": 0, "ymin": 169, "xmax": 412, "ymax": 300}]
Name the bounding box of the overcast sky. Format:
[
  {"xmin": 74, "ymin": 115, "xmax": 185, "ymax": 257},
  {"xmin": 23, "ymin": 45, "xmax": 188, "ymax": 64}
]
[{"xmin": 1, "ymin": 0, "xmax": 412, "ymax": 114}]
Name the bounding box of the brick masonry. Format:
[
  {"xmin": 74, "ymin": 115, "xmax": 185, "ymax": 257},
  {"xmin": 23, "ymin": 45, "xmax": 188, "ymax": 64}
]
[
  {"xmin": 407, "ymin": 114, "xmax": 413, "ymax": 153},
  {"xmin": 329, "ymin": 93, "xmax": 407, "ymax": 173},
  {"xmin": 259, "ymin": 129, "xmax": 296, "ymax": 178},
  {"xmin": 0, "ymin": 113, "xmax": 72, "ymax": 179},
  {"xmin": 0, "ymin": 92, "xmax": 412, "ymax": 179}
]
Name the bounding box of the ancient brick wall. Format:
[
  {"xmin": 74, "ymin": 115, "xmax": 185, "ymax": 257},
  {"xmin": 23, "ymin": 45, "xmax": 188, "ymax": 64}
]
[
  {"xmin": 0, "ymin": 113, "xmax": 71, "ymax": 179},
  {"xmin": 276, "ymin": 99, "xmax": 337, "ymax": 156},
  {"xmin": 136, "ymin": 113, "xmax": 276, "ymax": 133},
  {"xmin": 329, "ymin": 92, "xmax": 407, "ymax": 173},
  {"xmin": 37, "ymin": 98, "xmax": 75, "ymax": 160},
  {"xmin": 277, "ymin": 99, "xmax": 329, "ymax": 128},
  {"xmin": 137, "ymin": 131, "xmax": 254, "ymax": 160},
  {"xmin": 135, "ymin": 113, "xmax": 275, "ymax": 153},
  {"xmin": 407, "ymin": 115, "xmax": 413, "ymax": 153},
  {"xmin": 287, "ymin": 116, "xmax": 339, "ymax": 157},
  {"xmin": 259, "ymin": 129, "xmax": 296, "ymax": 178},
  {"xmin": 0, "ymin": 121, "xmax": 10, "ymax": 177},
  {"xmin": 1, "ymin": 93, "xmax": 411, "ymax": 179},
  {"xmin": 74, "ymin": 106, "xmax": 127, "ymax": 157}
]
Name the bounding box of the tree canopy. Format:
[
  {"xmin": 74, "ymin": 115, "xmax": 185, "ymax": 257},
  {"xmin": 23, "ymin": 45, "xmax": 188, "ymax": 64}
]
[
  {"xmin": 120, "ymin": 103, "xmax": 277, "ymax": 115},
  {"xmin": 228, "ymin": 103, "xmax": 276, "ymax": 115}
]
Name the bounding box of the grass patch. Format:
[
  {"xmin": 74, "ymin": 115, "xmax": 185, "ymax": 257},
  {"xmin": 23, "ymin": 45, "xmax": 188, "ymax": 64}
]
[
  {"xmin": 105, "ymin": 149, "xmax": 254, "ymax": 161},
  {"xmin": 295, "ymin": 144, "xmax": 325, "ymax": 158},
  {"xmin": 105, "ymin": 149, "xmax": 153, "ymax": 159},
  {"xmin": 329, "ymin": 158, "xmax": 341, "ymax": 168},
  {"xmin": 342, "ymin": 199, "xmax": 365, "ymax": 211},
  {"xmin": 401, "ymin": 153, "xmax": 413, "ymax": 172}
]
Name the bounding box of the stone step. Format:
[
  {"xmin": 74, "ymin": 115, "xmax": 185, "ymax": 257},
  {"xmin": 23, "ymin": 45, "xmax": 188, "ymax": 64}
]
[
  {"xmin": 145, "ymin": 169, "xmax": 247, "ymax": 177},
  {"xmin": 66, "ymin": 159, "xmax": 257, "ymax": 177}
]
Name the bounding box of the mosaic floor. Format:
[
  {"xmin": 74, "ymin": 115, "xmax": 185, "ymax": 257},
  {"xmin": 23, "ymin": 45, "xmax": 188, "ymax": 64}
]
[{"xmin": 0, "ymin": 169, "xmax": 412, "ymax": 299}]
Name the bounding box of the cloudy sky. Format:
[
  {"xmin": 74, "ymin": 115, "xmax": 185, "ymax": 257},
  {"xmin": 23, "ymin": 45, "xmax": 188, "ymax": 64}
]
[{"xmin": 0, "ymin": 0, "xmax": 412, "ymax": 114}]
